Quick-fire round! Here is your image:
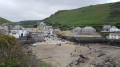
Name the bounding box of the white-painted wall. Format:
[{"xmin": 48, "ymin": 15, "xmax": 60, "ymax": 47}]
[
  {"xmin": 108, "ymin": 34, "xmax": 120, "ymax": 39},
  {"xmin": 110, "ymin": 27, "xmax": 120, "ymax": 32},
  {"xmin": 10, "ymin": 30, "xmax": 28, "ymax": 38}
]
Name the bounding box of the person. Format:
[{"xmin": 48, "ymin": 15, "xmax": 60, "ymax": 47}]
[
  {"xmin": 79, "ymin": 54, "xmax": 85, "ymax": 59},
  {"xmin": 21, "ymin": 33, "xmax": 23, "ymax": 37},
  {"xmin": 71, "ymin": 53, "xmax": 73, "ymax": 56},
  {"xmin": 95, "ymin": 49, "xmax": 96, "ymax": 52},
  {"xmin": 74, "ymin": 49, "xmax": 76, "ymax": 52}
]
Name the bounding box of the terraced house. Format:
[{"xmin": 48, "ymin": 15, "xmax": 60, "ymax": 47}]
[{"xmin": 108, "ymin": 33, "xmax": 120, "ymax": 40}]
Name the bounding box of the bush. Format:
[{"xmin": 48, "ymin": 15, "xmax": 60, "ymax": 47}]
[
  {"xmin": 0, "ymin": 35, "xmax": 51, "ymax": 67},
  {"xmin": 0, "ymin": 35, "xmax": 25, "ymax": 67}
]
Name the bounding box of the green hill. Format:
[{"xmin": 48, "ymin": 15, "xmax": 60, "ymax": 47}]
[
  {"xmin": 44, "ymin": 2, "xmax": 120, "ymax": 30},
  {"xmin": 16, "ymin": 20, "xmax": 41, "ymax": 28},
  {"xmin": 0, "ymin": 17, "xmax": 13, "ymax": 25}
]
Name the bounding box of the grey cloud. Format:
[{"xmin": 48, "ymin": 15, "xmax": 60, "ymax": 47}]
[{"xmin": 0, "ymin": 0, "xmax": 119, "ymax": 22}]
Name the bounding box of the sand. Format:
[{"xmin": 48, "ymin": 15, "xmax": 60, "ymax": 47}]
[{"xmin": 30, "ymin": 38, "xmax": 120, "ymax": 67}]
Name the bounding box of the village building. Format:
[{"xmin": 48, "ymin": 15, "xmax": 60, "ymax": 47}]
[
  {"xmin": 0, "ymin": 25, "xmax": 9, "ymax": 35},
  {"xmin": 53, "ymin": 29, "xmax": 61, "ymax": 35},
  {"xmin": 2, "ymin": 23, "xmax": 13, "ymax": 32},
  {"xmin": 107, "ymin": 33, "xmax": 120, "ymax": 40},
  {"xmin": 63, "ymin": 31, "xmax": 73, "ymax": 35},
  {"xmin": 72, "ymin": 27, "xmax": 82, "ymax": 34},
  {"xmin": 37, "ymin": 22, "xmax": 46, "ymax": 28},
  {"xmin": 29, "ymin": 30, "xmax": 44, "ymax": 42},
  {"xmin": 37, "ymin": 22, "xmax": 53, "ymax": 36},
  {"xmin": 103, "ymin": 25, "xmax": 111, "ymax": 31},
  {"xmin": 110, "ymin": 26, "xmax": 120, "ymax": 32},
  {"xmin": 43, "ymin": 26, "xmax": 53, "ymax": 36},
  {"xmin": 25, "ymin": 28, "xmax": 38, "ymax": 32},
  {"xmin": 10, "ymin": 25, "xmax": 28, "ymax": 38},
  {"xmin": 2, "ymin": 23, "xmax": 9, "ymax": 29},
  {"xmin": 102, "ymin": 25, "xmax": 120, "ymax": 32},
  {"xmin": 82, "ymin": 26, "xmax": 96, "ymax": 33}
]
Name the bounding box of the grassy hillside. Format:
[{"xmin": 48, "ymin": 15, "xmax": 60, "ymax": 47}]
[
  {"xmin": 16, "ymin": 20, "xmax": 41, "ymax": 28},
  {"xmin": 44, "ymin": 2, "xmax": 120, "ymax": 30},
  {"xmin": 0, "ymin": 17, "xmax": 13, "ymax": 25}
]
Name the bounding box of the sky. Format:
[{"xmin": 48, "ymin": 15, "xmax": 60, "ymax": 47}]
[{"xmin": 0, "ymin": 0, "xmax": 120, "ymax": 22}]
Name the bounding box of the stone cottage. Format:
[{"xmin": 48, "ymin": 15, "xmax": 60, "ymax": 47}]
[
  {"xmin": 53, "ymin": 29, "xmax": 61, "ymax": 35},
  {"xmin": 29, "ymin": 30, "xmax": 44, "ymax": 42}
]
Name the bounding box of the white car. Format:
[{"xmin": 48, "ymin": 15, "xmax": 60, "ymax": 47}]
[{"xmin": 32, "ymin": 43, "xmax": 36, "ymax": 47}]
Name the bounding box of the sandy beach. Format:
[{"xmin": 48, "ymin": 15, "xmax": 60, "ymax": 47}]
[{"xmin": 30, "ymin": 37, "xmax": 120, "ymax": 67}]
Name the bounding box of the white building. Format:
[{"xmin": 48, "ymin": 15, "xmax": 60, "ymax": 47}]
[
  {"xmin": 37, "ymin": 22, "xmax": 46, "ymax": 28},
  {"xmin": 82, "ymin": 26, "xmax": 96, "ymax": 33},
  {"xmin": 37, "ymin": 22, "xmax": 54, "ymax": 36},
  {"xmin": 110, "ymin": 26, "xmax": 120, "ymax": 32},
  {"xmin": 72, "ymin": 27, "xmax": 82, "ymax": 34},
  {"xmin": 103, "ymin": 25, "xmax": 120, "ymax": 32},
  {"xmin": 108, "ymin": 33, "xmax": 120, "ymax": 40},
  {"xmin": 10, "ymin": 25, "xmax": 28, "ymax": 38},
  {"xmin": 43, "ymin": 26, "xmax": 53, "ymax": 36}
]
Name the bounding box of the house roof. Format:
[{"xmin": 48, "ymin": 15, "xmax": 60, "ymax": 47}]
[
  {"xmin": 0, "ymin": 25, "xmax": 8, "ymax": 31},
  {"xmin": 83, "ymin": 26, "xmax": 95, "ymax": 30},
  {"xmin": 2, "ymin": 23, "xmax": 8, "ymax": 26},
  {"xmin": 73, "ymin": 27, "xmax": 81, "ymax": 31},
  {"xmin": 110, "ymin": 26, "xmax": 118, "ymax": 29},
  {"xmin": 25, "ymin": 28, "xmax": 38, "ymax": 32},
  {"xmin": 38, "ymin": 22, "xmax": 46, "ymax": 27},
  {"xmin": 103, "ymin": 25, "xmax": 111, "ymax": 30},
  {"xmin": 12, "ymin": 25, "xmax": 24, "ymax": 30},
  {"xmin": 54, "ymin": 29, "xmax": 61, "ymax": 31}
]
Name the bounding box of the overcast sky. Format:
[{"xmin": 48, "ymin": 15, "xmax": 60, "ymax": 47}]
[{"xmin": 0, "ymin": 0, "xmax": 120, "ymax": 22}]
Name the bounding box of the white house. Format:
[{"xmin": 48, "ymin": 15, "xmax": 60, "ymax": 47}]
[
  {"xmin": 110, "ymin": 26, "xmax": 120, "ymax": 32},
  {"xmin": 43, "ymin": 26, "xmax": 53, "ymax": 36},
  {"xmin": 37, "ymin": 22, "xmax": 46, "ymax": 28},
  {"xmin": 108, "ymin": 33, "xmax": 120, "ymax": 40},
  {"xmin": 72, "ymin": 27, "xmax": 82, "ymax": 34},
  {"xmin": 10, "ymin": 25, "xmax": 28, "ymax": 38},
  {"xmin": 37, "ymin": 22, "xmax": 54, "ymax": 36},
  {"xmin": 82, "ymin": 26, "xmax": 96, "ymax": 33}
]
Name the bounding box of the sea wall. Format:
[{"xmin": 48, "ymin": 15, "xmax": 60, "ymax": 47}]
[{"xmin": 59, "ymin": 34, "xmax": 103, "ymax": 43}]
